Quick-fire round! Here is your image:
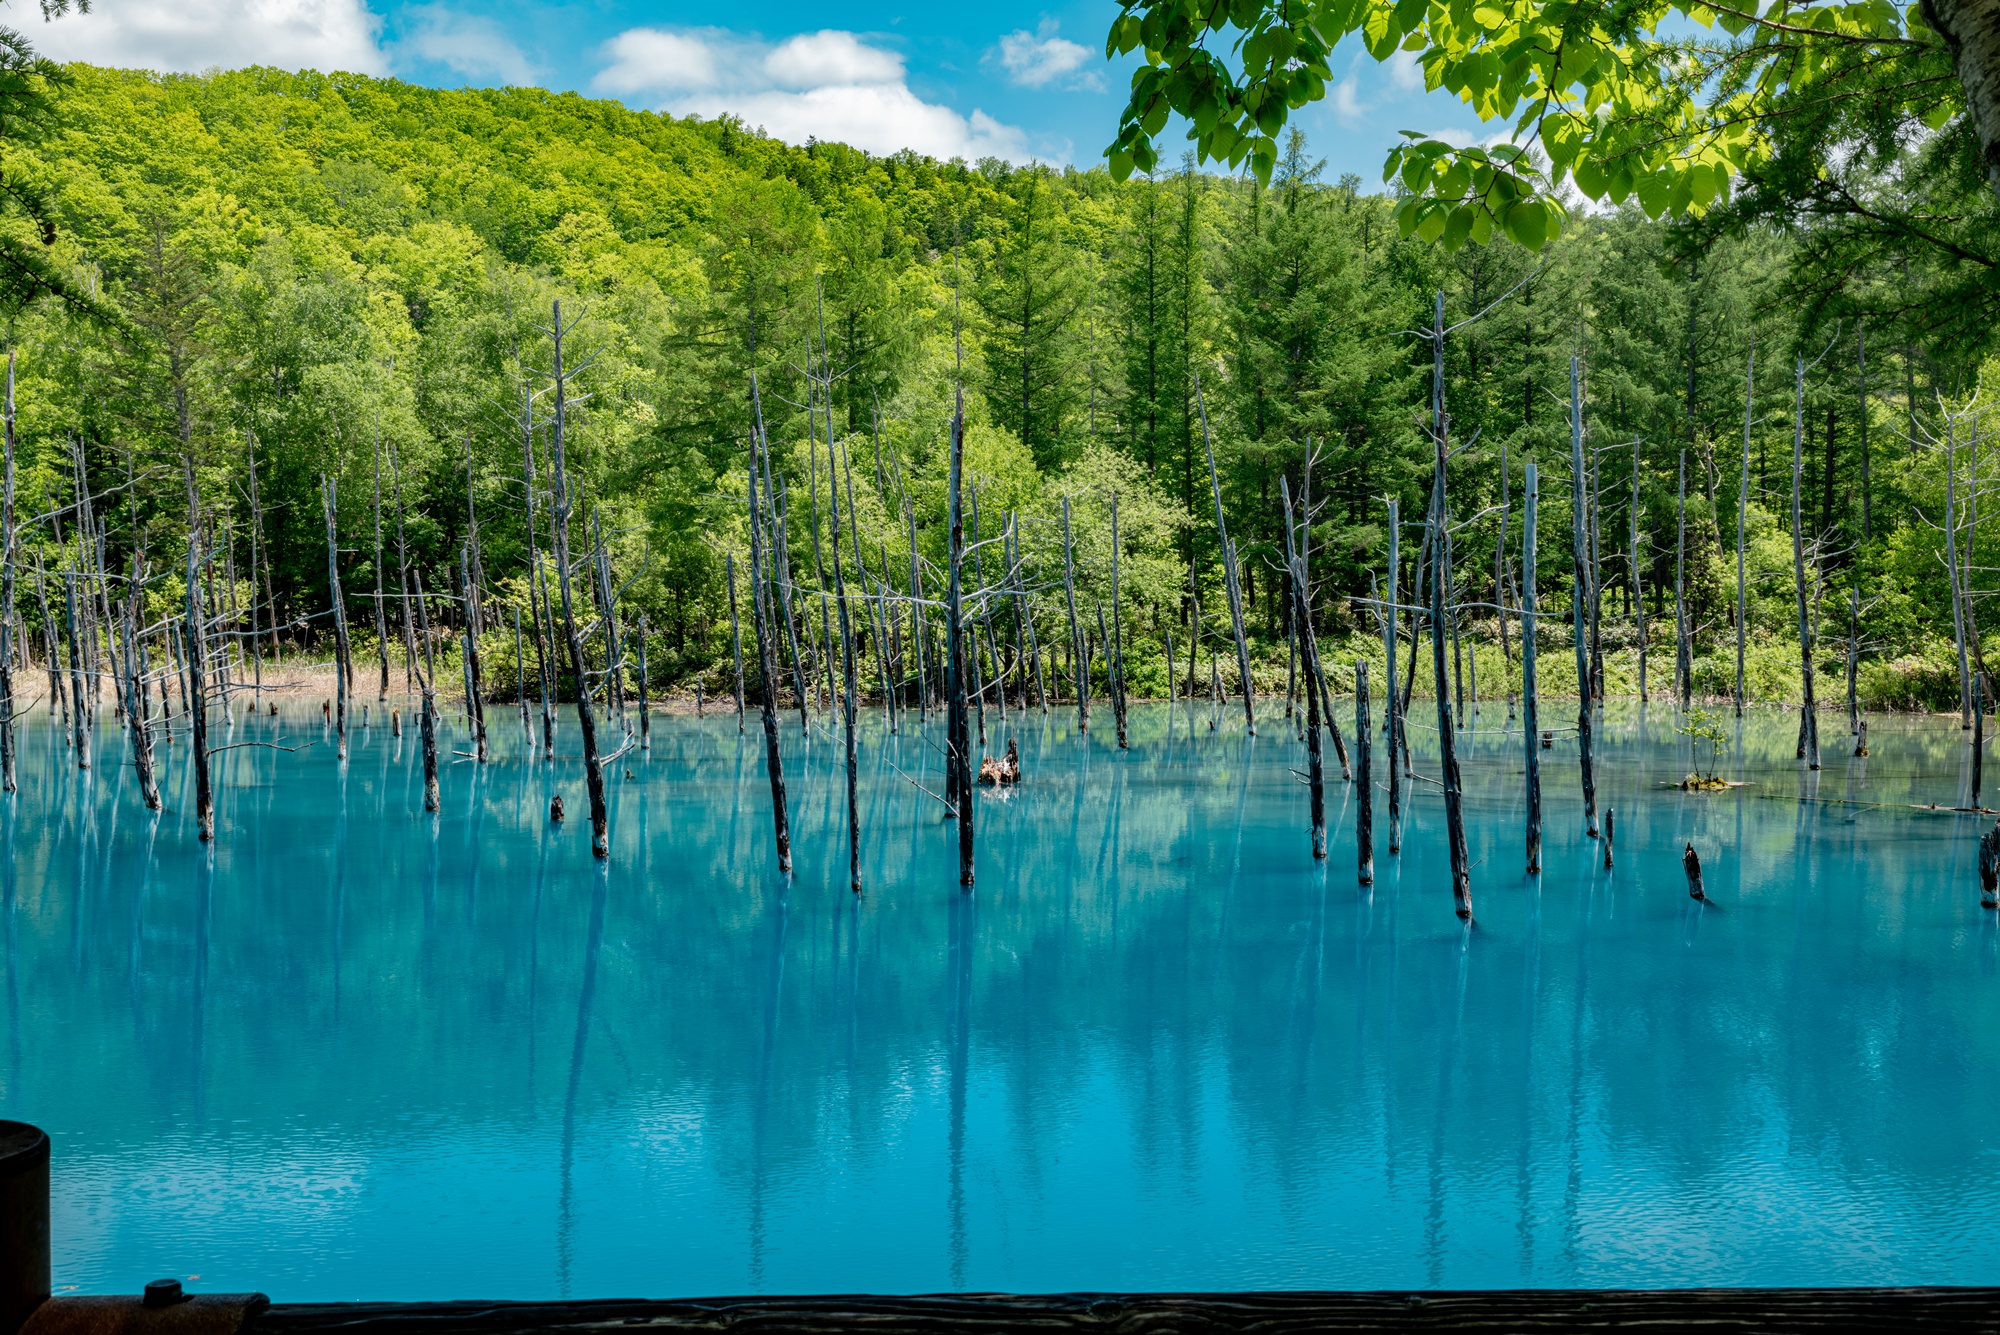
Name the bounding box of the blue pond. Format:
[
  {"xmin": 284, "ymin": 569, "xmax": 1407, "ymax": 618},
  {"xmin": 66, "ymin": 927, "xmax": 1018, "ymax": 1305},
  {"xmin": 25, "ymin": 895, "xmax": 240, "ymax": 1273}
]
[{"xmin": 6, "ymin": 698, "xmax": 2000, "ymax": 1299}]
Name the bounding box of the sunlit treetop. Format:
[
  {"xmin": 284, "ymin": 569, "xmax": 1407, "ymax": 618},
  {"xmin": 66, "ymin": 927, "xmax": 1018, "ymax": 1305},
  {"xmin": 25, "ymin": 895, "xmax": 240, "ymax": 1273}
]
[{"xmin": 1104, "ymin": 0, "xmax": 1976, "ymax": 253}]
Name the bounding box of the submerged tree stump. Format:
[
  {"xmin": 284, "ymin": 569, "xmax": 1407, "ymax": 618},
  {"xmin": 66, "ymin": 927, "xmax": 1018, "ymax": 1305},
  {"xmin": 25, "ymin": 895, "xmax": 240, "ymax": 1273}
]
[{"xmin": 1979, "ymin": 821, "xmax": 2000, "ymax": 910}]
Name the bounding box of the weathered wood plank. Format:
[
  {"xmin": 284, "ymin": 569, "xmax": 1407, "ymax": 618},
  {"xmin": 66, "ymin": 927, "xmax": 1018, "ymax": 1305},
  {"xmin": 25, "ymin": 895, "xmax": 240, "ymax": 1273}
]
[{"xmin": 252, "ymin": 1289, "xmax": 2000, "ymax": 1335}]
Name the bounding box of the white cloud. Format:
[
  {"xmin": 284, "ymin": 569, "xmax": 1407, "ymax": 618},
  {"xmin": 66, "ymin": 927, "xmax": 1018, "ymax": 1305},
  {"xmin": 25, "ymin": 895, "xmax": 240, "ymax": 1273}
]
[
  {"xmin": 593, "ymin": 27, "xmax": 1033, "ymax": 162},
  {"xmin": 1386, "ymin": 49, "xmax": 1427, "ymax": 94},
  {"xmin": 401, "ymin": 7, "xmax": 537, "ymax": 85},
  {"xmin": 988, "ymin": 19, "xmax": 1100, "ymax": 91},
  {"xmin": 764, "ymin": 31, "xmax": 901, "ymax": 88},
  {"xmin": 596, "ymin": 27, "xmax": 725, "ymax": 95},
  {"xmin": 1330, "ymin": 76, "xmax": 1363, "ymax": 125},
  {"xmin": 34, "ymin": 0, "xmax": 385, "ymax": 74}
]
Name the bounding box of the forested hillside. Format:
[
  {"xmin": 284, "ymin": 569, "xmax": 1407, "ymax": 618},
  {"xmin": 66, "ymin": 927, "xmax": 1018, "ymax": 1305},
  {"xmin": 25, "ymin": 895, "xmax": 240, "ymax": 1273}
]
[{"xmin": 8, "ymin": 63, "xmax": 1988, "ymax": 710}]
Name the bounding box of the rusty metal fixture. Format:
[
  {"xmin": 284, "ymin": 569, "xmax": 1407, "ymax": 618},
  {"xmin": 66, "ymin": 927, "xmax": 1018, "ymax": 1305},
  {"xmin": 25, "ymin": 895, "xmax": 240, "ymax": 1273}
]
[
  {"xmin": 22, "ymin": 1295, "xmax": 266, "ymax": 1335},
  {"xmin": 0, "ymin": 1121, "xmax": 48, "ymax": 1335}
]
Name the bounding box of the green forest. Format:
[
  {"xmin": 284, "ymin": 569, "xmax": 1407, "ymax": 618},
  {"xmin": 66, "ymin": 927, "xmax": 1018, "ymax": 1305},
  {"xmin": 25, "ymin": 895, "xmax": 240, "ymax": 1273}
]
[{"xmin": 8, "ymin": 61, "xmax": 1998, "ymax": 720}]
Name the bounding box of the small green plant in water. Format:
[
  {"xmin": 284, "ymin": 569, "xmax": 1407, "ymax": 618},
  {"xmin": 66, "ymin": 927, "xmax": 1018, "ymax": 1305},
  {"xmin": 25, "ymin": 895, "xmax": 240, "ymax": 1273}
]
[{"xmin": 1677, "ymin": 706, "xmax": 1731, "ymax": 789}]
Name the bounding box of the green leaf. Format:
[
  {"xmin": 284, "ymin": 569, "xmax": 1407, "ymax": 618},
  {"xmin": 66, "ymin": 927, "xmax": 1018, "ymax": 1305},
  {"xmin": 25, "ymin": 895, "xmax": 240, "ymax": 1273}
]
[
  {"xmin": 1502, "ymin": 197, "xmax": 1547, "ymax": 248},
  {"xmin": 1606, "ymin": 160, "xmax": 1633, "ymax": 204},
  {"xmin": 1687, "ymin": 161, "xmax": 1717, "ymax": 207},
  {"xmin": 1634, "ymin": 167, "xmax": 1671, "ymax": 217},
  {"xmin": 1440, "ymin": 206, "xmax": 1474, "ymax": 249},
  {"xmin": 1401, "ymin": 150, "xmax": 1429, "ymax": 191},
  {"xmin": 1250, "ymin": 137, "xmax": 1278, "ymax": 182}
]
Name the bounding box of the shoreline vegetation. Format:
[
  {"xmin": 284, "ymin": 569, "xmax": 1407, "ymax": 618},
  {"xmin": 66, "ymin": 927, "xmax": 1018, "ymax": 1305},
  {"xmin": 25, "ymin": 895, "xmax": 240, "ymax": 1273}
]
[{"xmin": 63, "ymin": 635, "xmax": 1974, "ymax": 717}]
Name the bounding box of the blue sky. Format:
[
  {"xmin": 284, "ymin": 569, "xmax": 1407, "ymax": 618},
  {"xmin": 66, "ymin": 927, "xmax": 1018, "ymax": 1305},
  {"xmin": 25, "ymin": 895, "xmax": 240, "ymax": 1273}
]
[{"xmin": 31, "ymin": 0, "xmax": 1485, "ymax": 182}]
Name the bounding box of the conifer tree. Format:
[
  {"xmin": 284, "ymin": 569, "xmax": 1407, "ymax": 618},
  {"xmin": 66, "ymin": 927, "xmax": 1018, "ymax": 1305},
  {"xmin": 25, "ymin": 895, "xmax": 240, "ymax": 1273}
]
[{"xmin": 978, "ymin": 165, "xmax": 1083, "ymax": 468}]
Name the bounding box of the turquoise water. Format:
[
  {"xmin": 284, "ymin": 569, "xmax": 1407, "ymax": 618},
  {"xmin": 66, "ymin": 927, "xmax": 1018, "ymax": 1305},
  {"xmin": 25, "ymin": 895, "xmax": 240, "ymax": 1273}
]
[{"xmin": 5, "ymin": 698, "xmax": 2000, "ymax": 1299}]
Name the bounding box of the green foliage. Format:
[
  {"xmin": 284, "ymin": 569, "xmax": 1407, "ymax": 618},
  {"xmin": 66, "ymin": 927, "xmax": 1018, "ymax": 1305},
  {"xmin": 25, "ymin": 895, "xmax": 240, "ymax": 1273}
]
[
  {"xmin": 1102, "ymin": 0, "xmax": 1983, "ymax": 314},
  {"xmin": 1, "ymin": 62, "xmax": 1990, "ymax": 715}
]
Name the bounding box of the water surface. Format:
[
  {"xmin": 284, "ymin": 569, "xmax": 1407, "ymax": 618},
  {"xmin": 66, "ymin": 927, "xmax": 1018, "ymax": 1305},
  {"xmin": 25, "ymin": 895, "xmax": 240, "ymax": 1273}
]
[{"xmin": 6, "ymin": 698, "xmax": 1999, "ymax": 1297}]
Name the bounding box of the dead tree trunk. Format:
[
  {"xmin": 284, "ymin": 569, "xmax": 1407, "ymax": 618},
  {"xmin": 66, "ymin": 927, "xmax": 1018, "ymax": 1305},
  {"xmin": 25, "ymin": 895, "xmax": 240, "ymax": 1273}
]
[
  {"xmin": 747, "ymin": 440, "xmax": 792, "ymax": 873},
  {"xmin": 461, "ymin": 546, "xmax": 487, "ymax": 763},
  {"xmin": 946, "ymin": 400, "xmax": 974, "ymax": 889},
  {"xmin": 1062, "ymin": 496, "xmax": 1087, "ymax": 733},
  {"xmin": 1281, "ymin": 477, "xmax": 1324, "ymax": 859},
  {"xmin": 323, "ymin": 478, "xmax": 351, "ymax": 761},
  {"xmin": 1195, "ymin": 372, "xmax": 1254, "ymax": 733},
  {"xmin": 1385, "ymin": 498, "xmax": 1402, "ymax": 855},
  {"xmin": 1588, "ymin": 448, "xmax": 1605, "ymax": 703},
  {"xmin": 840, "ymin": 435, "xmax": 896, "ymax": 735},
  {"xmin": 635, "ymin": 612, "xmax": 651, "ymax": 751},
  {"xmin": 1569, "ymin": 355, "xmax": 1600, "ymax": 837},
  {"xmin": 1737, "ymin": 347, "xmax": 1753, "ymax": 717},
  {"xmin": 1675, "ymin": 449, "xmax": 1691, "ymax": 708},
  {"xmin": 373, "ymin": 437, "xmax": 390, "ymax": 700},
  {"xmin": 34, "ymin": 559, "xmax": 60, "ymax": 727},
  {"xmin": 1976, "ymin": 674, "xmax": 1987, "ymax": 808},
  {"xmin": 1497, "ymin": 438, "xmax": 1514, "ymax": 714},
  {"xmin": 519, "ymin": 382, "xmax": 556, "ymax": 755},
  {"xmin": 1632, "ymin": 440, "xmax": 1647, "ymax": 702},
  {"xmin": 1792, "ymin": 356, "xmax": 1822, "ymax": 769},
  {"xmin": 63, "ymin": 571, "xmax": 88, "ymax": 769},
  {"xmin": 1428, "ymin": 293, "xmax": 1471, "ymax": 919},
  {"xmin": 728, "ymin": 552, "xmax": 746, "ymax": 733},
  {"xmin": 413, "ymin": 571, "xmax": 440, "ymax": 814},
  {"xmin": 0, "ymin": 353, "xmax": 15, "ymax": 793},
  {"xmin": 185, "ymin": 536, "xmax": 214, "ymax": 842},
  {"xmin": 906, "ymin": 499, "xmax": 928, "ymax": 721},
  {"xmin": 1847, "ymin": 587, "xmax": 1861, "ymax": 734},
  {"xmin": 767, "ymin": 475, "xmax": 810, "ymax": 733},
  {"xmin": 1355, "ymin": 660, "xmax": 1373, "ymax": 884},
  {"xmin": 121, "ymin": 589, "xmax": 159, "ymax": 810},
  {"xmin": 829, "ymin": 421, "xmax": 863, "ymax": 896},
  {"xmin": 1948, "ymin": 417, "xmax": 1972, "ymax": 728},
  {"xmin": 1110, "ymin": 490, "xmax": 1128, "ymax": 749},
  {"xmin": 514, "ymin": 608, "xmax": 529, "ymax": 741},
  {"xmin": 548, "ymin": 300, "xmax": 610, "ymax": 855},
  {"xmin": 1523, "ymin": 460, "xmax": 1542, "ymax": 874}
]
